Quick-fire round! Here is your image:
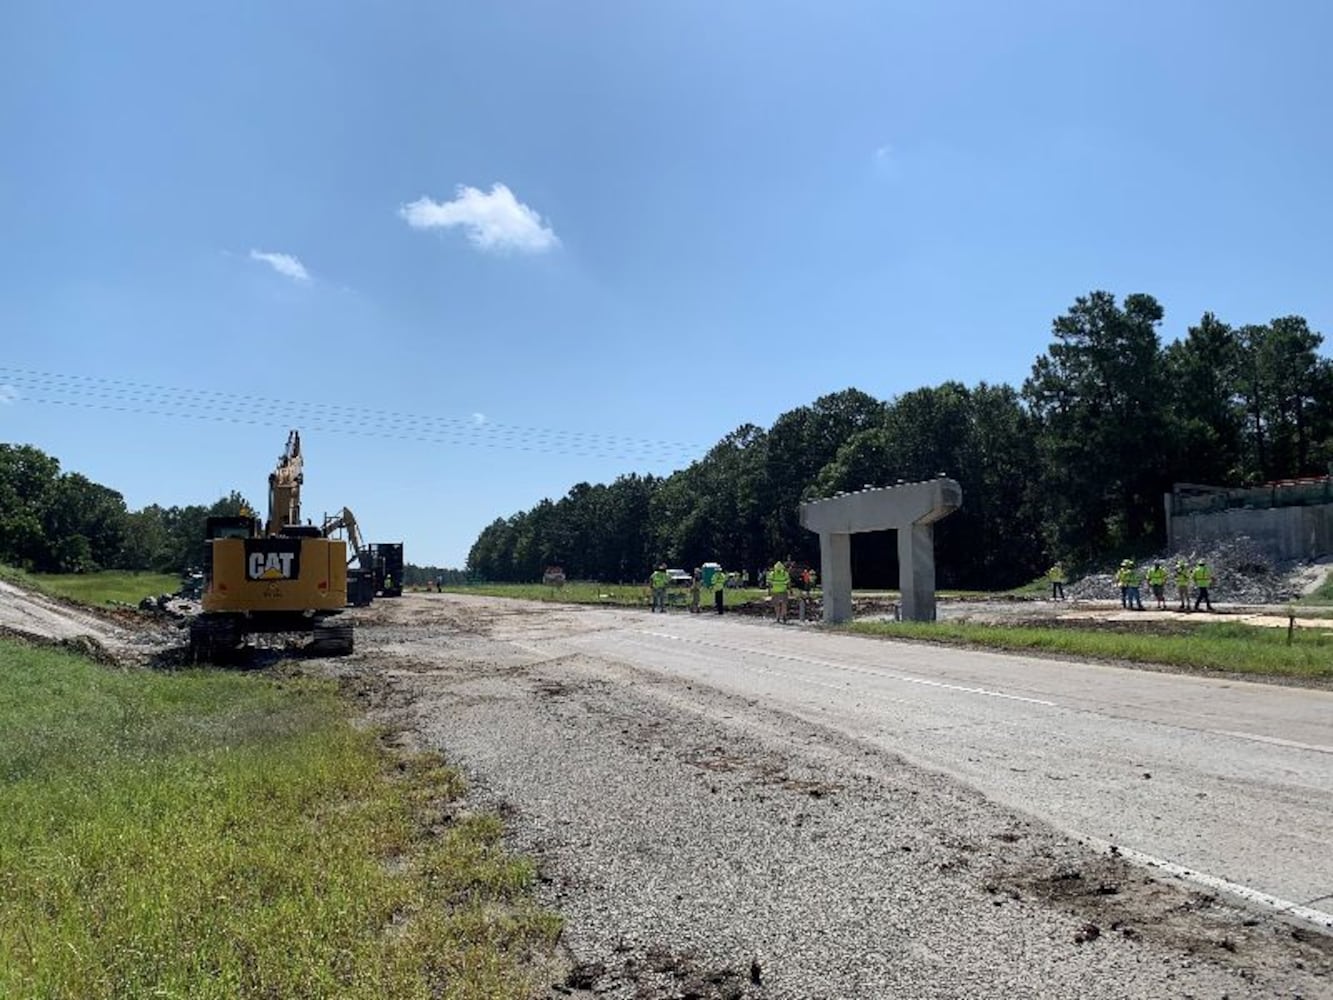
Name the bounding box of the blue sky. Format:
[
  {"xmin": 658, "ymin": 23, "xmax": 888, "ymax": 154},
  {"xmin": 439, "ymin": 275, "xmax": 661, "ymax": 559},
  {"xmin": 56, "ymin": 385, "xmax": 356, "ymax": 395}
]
[{"xmin": 3, "ymin": 1, "xmax": 1331, "ymax": 567}]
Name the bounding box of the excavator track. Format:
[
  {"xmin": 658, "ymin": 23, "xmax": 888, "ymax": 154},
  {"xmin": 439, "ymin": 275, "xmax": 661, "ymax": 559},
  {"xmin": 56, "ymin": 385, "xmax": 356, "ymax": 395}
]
[
  {"xmin": 188, "ymin": 614, "xmax": 243, "ymax": 663},
  {"xmin": 310, "ymin": 621, "xmax": 354, "ymax": 656}
]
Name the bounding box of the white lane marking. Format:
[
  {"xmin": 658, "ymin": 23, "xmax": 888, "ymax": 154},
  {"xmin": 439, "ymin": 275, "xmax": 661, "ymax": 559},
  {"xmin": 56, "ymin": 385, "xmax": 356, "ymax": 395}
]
[
  {"xmin": 607, "ymin": 633, "xmax": 931, "ymax": 717},
  {"xmin": 1210, "ymin": 730, "xmax": 1333, "ymax": 756},
  {"xmin": 1087, "ymin": 838, "xmax": 1333, "ymax": 930},
  {"xmin": 635, "ymin": 629, "xmax": 1056, "ymax": 707}
]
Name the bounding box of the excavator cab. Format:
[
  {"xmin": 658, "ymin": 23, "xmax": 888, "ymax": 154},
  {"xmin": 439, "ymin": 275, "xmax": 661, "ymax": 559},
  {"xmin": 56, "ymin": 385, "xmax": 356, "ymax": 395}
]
[{"xmin": 205, "ymin": 515, "xmax": 259, "ymax": 540}]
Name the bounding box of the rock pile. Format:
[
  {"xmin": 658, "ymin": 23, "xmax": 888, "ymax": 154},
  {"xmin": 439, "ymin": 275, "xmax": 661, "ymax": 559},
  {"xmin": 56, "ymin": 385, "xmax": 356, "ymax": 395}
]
[
  {"xmin": 1066, "ymin": 537, "xmax": 1301, "ymax": 605},
  {"xmin": 135, "ymin": 594, "xmax": 203, "ymax": 618}
]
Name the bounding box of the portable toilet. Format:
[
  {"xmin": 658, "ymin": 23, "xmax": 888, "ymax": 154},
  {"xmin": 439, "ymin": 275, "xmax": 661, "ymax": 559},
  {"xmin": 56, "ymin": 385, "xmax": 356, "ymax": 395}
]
[{"xmin": 702, "ymin": 562, "xmax": 723, "ymax": 588}]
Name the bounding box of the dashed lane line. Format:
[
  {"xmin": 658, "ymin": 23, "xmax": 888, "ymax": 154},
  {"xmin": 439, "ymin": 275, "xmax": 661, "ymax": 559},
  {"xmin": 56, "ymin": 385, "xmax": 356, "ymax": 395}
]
[
  {"xmin": 634, "ymin": 628, "xmax": 1057, "ymax": 707},
  {"xmin": 1210, "ymin": 729, "xmax": 1333, "ymax": 756}
]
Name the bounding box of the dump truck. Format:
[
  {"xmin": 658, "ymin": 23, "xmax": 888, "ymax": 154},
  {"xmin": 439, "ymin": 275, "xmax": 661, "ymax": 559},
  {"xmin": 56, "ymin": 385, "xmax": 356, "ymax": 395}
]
[
  {"xmin": 190, "ymin": 431, "xmax": 353, "ymax": 659},
  {"xmin": 368, "ymin": 542, "xmax": 403, "ymax": 597}
]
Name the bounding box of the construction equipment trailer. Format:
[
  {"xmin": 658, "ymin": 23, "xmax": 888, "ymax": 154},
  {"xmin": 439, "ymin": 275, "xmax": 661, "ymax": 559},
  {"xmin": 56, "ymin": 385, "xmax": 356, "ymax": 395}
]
[{"xmin": 190, "ymin": 431, "xmax": 353, "ymax": 659}]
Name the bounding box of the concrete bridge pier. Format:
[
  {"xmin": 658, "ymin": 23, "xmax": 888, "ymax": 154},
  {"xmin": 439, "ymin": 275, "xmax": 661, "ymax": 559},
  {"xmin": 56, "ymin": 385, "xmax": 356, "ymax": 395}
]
[{"xmin": 800, "ymin": 477, "xmax": 961, "ymax": 624}]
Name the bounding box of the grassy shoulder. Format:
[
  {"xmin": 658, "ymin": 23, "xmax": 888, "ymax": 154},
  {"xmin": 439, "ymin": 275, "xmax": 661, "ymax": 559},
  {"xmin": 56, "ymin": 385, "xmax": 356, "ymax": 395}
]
[
  {"xmin": 0, "ymin": 564, "xmax": 179, "ymax": 605},
  {"xmin": 0, "ymin": 640, "xmax": 559, "ymax": 998},
  {"xmin": 847, "ymin": 619, "xmax": 1333, "ymax": 681},
  {"xmin": 441, "ymin": 580, "xmax": 769, "ymax": 608},
  {"xmin": 439, "ymin": 582, "xmax": 1004, "ymax": 605}
]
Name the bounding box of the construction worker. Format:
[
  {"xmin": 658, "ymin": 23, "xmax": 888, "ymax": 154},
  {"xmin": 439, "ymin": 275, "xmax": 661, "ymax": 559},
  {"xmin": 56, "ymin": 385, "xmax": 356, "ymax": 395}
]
[
  {"xmin": 1192, "ymin": 560, "xmax": 1214, "ymax": 612},
  {"xmin": 1124, "ymin": 561, "xmax": 1145, "ymax": 611},
  {"xmin": 1115, "ymin": 560, "xmax": 1131, "ymax": 609},
  {"xmin": 1147, "ymin": 561, "xmax": 1167, "ymax": 610},
  {"xmin": 1174, "ymin": 560, "xmax": 1190, "ymax": 611},
  {"xmin": 1048, "ymin": 561, "xmax": 1066, "ymax": 601},
  {"xmin": 768, "ymin": 559, "xmax": 791, "ymax": 623},
  {"xmin": 649, "ymin": 564, "xmax": 669, "ymax": 613},
  {"xmin": 384, "ymin": 573, "xmax": 394, "ymax": 593},
  {"xmin": 713, "ymin": 564, "xmax": 727, "ymax": 615}
]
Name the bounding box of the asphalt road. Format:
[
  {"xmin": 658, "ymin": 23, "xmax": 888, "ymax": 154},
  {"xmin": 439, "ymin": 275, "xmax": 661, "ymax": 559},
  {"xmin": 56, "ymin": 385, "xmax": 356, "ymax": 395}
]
[
  {"xmin": 538, "ymin": 608, "xmax": 1333, "ymax": 923},
  {"xmin": 350, "ymin": 595, "xmax": 1333, "ymax": 996}
]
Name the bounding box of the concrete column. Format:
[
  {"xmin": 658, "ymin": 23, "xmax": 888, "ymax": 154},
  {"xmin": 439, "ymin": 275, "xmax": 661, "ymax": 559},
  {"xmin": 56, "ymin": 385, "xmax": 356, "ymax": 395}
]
[
  {"xmin": 898, "ymin": 523, "xmax": 936, "ymax": 621},
  {"xmin": 820, "ymin": 531, "xmax": 853, "ymax": 623}
]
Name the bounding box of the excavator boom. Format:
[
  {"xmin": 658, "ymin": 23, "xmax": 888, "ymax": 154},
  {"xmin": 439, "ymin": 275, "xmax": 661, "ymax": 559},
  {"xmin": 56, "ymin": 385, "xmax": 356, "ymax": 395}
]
[
  {"xmin": 321, "ymin": 506, "xmax": 368, "ymax": 567},
  {"xmin": 267, "ymin": 430, "xmax": 304, "ymax": 536}
]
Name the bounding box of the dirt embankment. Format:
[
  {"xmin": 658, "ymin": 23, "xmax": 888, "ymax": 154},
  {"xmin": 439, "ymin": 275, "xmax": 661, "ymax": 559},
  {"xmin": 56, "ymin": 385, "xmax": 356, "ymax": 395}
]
[{"xmin": 0, "ymin": 579, "xmax": 181, "ymax": 662}]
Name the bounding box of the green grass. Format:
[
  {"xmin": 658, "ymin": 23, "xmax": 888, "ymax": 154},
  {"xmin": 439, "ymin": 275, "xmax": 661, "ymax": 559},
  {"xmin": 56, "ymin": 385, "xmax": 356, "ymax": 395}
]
[
  {"xmin": 0, "ymin": 640, "xmax": 558, "ymax": 998},
  {"xmin": 847, "ymin": 619, "xmax": 1333, "ymax": 680},
  {"xmin": 1299, "ymin": 571, "xmax": 1333, "ymax": 606},
  {"xmin": 442, "ymin": 580, "xmax": 769, "ymax": 608},
  {"xmin": 0, "ymin": 565, "xmax": 179, "ymax": 606},
  {"xmin": 441, "ymin": 581, "xmax": 1040, "ymax": 608},
  {"xmin": 999, "ymin": 577, "xmax": 1057, "ymax": 599}
]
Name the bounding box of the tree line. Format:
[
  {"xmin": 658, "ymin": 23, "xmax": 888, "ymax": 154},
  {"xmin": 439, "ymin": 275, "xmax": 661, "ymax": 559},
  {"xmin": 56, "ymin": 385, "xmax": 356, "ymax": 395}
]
[
  {"xmin": 402, "ymin": 564, "xmax": 470, "ymax": 587},
  {"xmin": 0, "ymin": 443, "xmax": 249, "ymax": 574},
  {"xmin": 467, "ymin": 291, "xmax": 1333, "ymax": 589}
]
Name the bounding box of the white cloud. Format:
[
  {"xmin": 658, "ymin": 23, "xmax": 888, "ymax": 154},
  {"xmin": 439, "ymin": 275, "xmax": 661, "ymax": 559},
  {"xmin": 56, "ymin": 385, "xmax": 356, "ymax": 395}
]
[
  {"xmin": 249, "ymin": 249, "xmax": 311, "ymax": 281},
  {"xmin": 872, "ymin": 144, "xmax": 900, "ymax": 180},
  {"xmin": 0, "ymin": 384, "xmax": 16, "ymax": 405},
  {"xmin": 399, "ymin": 183, "xmax": 559, "ymax": 253},
  {"xmin": 471, "ymin": 412, "xmax": 487, "ymax": 426}
]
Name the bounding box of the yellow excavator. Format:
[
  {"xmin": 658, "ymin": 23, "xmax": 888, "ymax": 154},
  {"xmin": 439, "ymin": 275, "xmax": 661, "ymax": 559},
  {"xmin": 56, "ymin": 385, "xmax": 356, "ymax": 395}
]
[{"xmin": 190, "ymin": 430, "xmax": 352, "ymax": 659}]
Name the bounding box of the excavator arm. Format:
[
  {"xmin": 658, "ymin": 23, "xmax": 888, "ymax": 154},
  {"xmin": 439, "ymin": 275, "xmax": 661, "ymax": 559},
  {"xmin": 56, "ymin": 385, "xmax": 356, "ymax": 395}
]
[
  {"xmin": 321, "ymin": 506, "xmax": 368, "ymax": 567},
  {"xmin": 267, "ymin": 430, "xmax": 304, "ymax": 536}
]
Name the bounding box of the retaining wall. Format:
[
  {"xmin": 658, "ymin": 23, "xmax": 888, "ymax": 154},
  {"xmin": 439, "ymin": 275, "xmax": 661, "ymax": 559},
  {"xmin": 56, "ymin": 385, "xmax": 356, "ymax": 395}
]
[{"xmin": 1167, "ymin": 503, "xmax": 1333, "ymax": 561}]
